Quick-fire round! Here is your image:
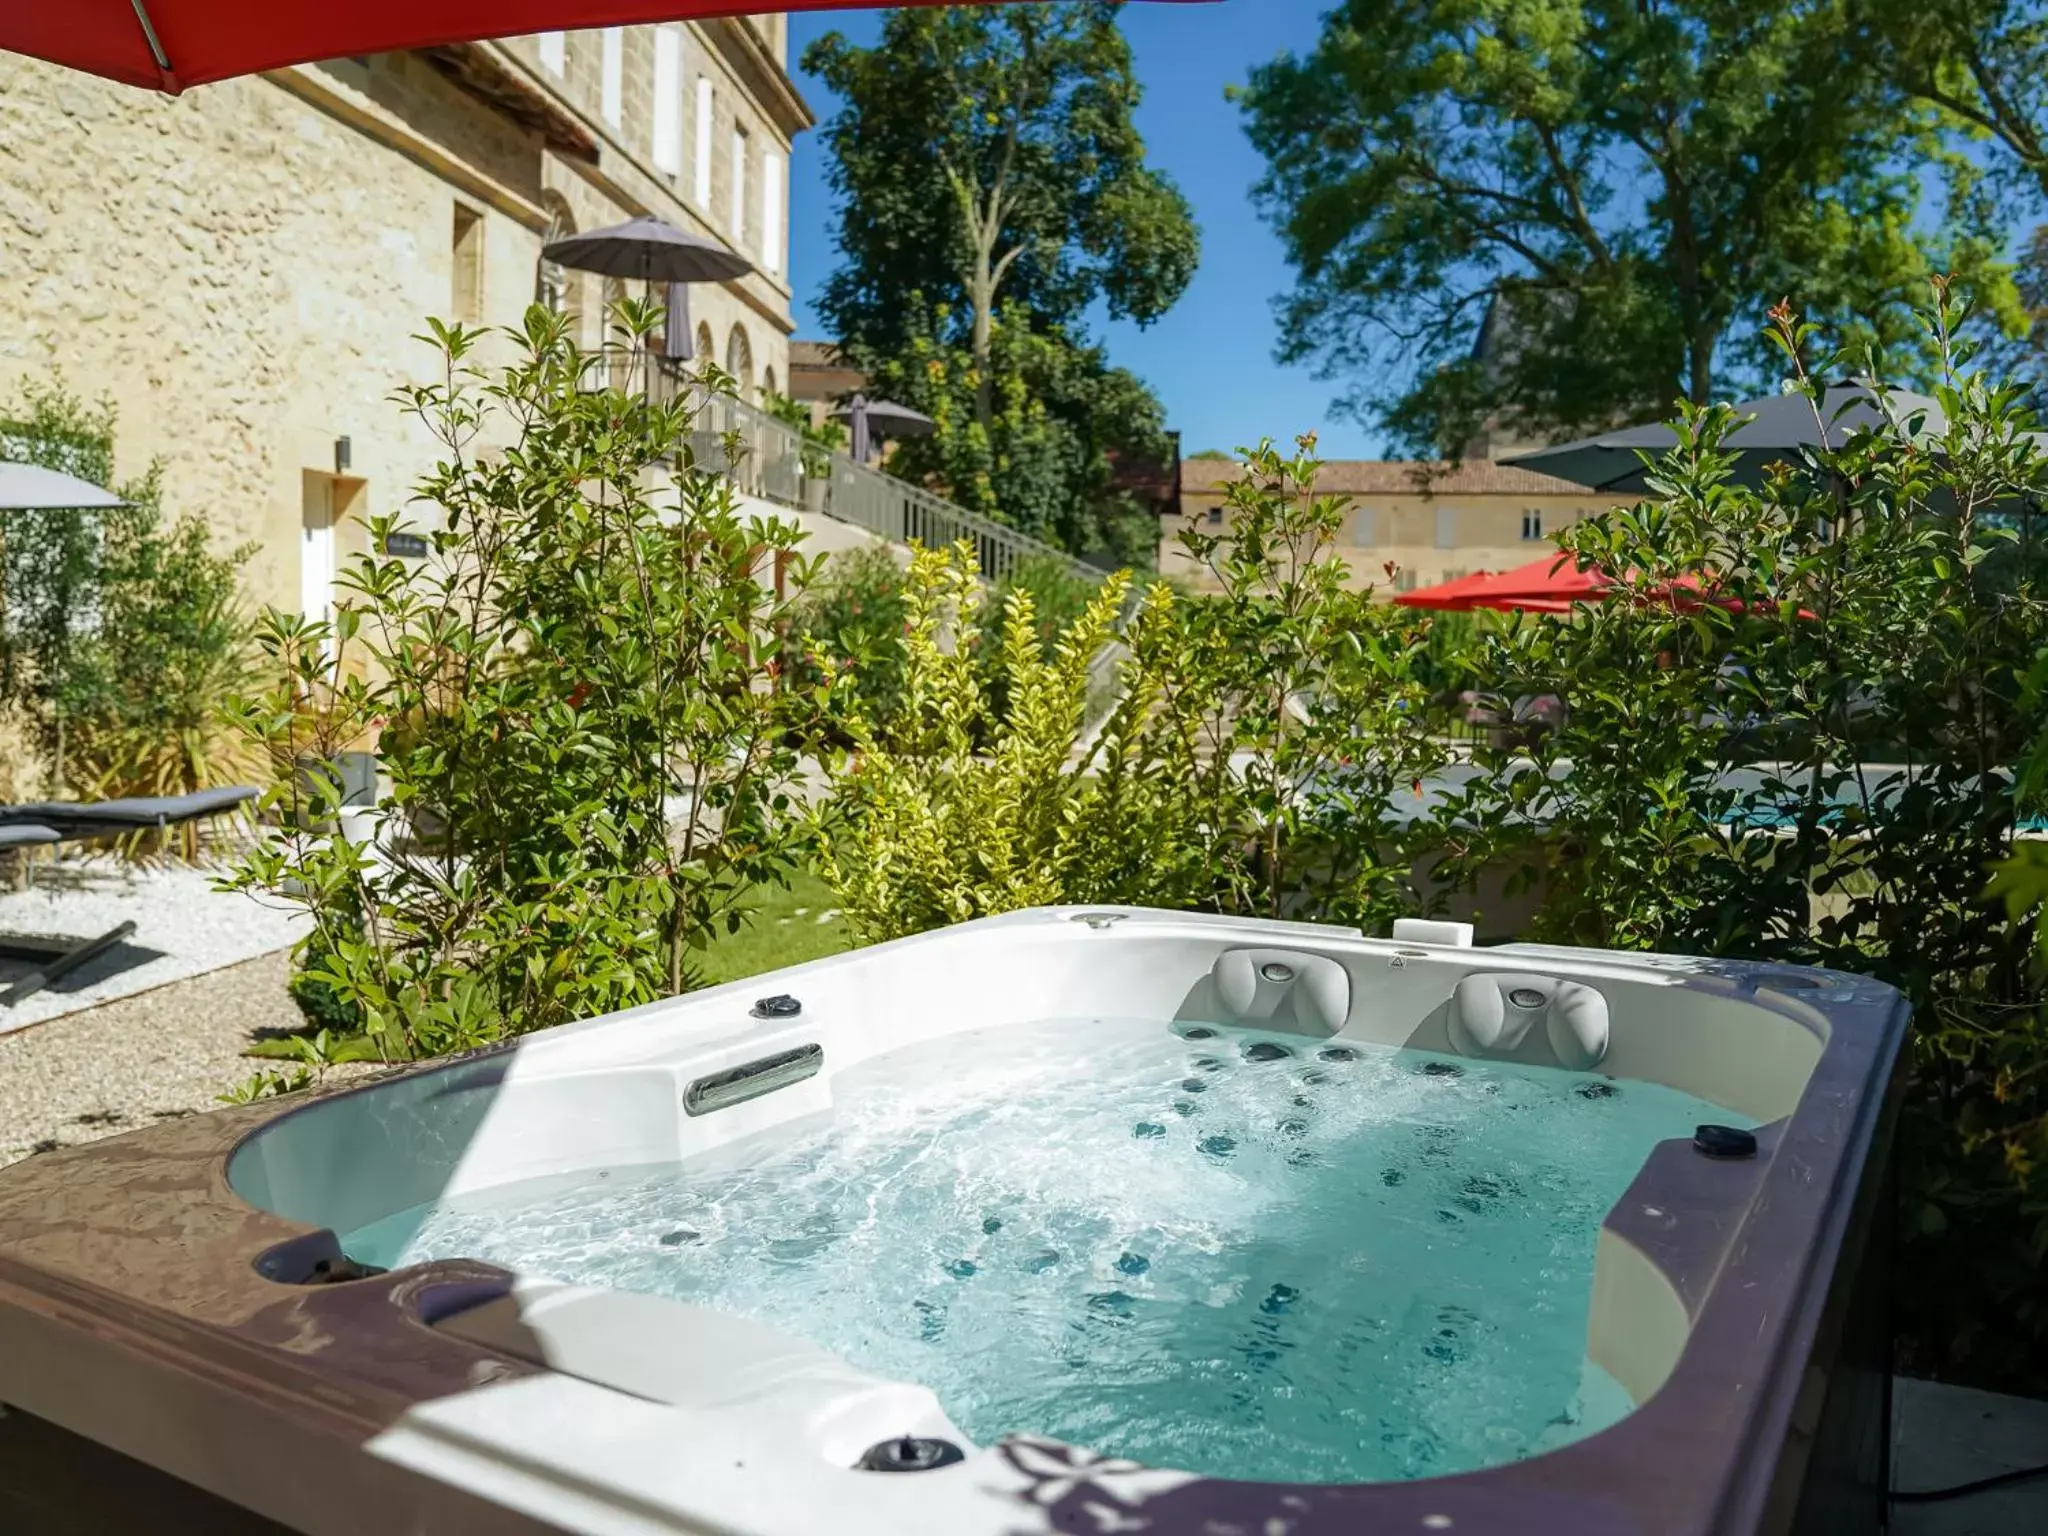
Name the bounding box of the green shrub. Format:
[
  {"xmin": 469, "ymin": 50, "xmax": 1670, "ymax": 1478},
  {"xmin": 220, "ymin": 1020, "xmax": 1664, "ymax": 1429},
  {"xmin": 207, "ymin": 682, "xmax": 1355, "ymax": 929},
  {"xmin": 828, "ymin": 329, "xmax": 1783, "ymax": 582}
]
[
  {"xmin": 785, "ymin": 543, "xmax": 909, "ymax": 731},
  {"xmin": 1438, "ymin": 286, "xmax": 2048, "ymax": 1386},
  {"xmin": 761, "ymin": 389, "xmax": 848, "ymax": 477},
  {"xmin": 225, "ymin": 301, "xmax": 825, "ymax": 1061},
  {"xmin": 0, "ymin": 376, "xmax": 256, "ymax": 832},
  {"xmin": 814, "ymin": 436, "xmax": 1443, "ymax": 940},
  {"xmin": 811, "ymin": 543, "xmax": 1199, "ymax": 941}
]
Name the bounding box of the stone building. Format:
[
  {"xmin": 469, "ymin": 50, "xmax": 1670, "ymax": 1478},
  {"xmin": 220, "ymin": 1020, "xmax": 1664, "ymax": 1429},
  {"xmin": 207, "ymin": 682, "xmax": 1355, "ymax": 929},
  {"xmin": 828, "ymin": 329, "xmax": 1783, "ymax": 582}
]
[
  {"xmin": 1161, "ymin": 458, "xmax": 1617, "ymax": 597},
  {"xmin": 0, "ymin": 21, "xmax": 811, "ymax": 614}
]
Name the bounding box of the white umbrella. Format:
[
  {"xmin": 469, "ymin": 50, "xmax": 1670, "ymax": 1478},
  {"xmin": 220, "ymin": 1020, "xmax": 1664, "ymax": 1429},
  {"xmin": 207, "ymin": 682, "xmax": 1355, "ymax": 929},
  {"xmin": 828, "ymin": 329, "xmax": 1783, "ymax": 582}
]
[{"xmin": 0, "ymin": 462, "xmax": 128, "ymax": 511}]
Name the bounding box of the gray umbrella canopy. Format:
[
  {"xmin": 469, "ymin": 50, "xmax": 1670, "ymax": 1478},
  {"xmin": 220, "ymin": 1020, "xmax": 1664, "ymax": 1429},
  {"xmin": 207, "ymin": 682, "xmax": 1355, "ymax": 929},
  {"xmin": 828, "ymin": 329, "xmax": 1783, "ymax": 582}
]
[
  {"xmin": 1504, "ymin": 382, "xmax": 1953, "ymax": 492},
  {"xmin": 0, "ymin": 462, "xmax": 128, "ymax": 511},
  {"xmin": 541, "ymin": 215, "xmax": 753, "ymax": 285},
  {"xmin": 833, "ymin": 397, "xmax": 937, "ymax": 462}
]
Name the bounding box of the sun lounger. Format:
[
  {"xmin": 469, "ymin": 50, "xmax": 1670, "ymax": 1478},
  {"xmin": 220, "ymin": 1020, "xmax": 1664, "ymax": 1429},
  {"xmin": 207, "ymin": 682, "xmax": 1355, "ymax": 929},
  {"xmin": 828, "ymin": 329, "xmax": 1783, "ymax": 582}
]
[{"xmin": 0, "ymin": 787, "xmax": 258, "ymax": 1006}]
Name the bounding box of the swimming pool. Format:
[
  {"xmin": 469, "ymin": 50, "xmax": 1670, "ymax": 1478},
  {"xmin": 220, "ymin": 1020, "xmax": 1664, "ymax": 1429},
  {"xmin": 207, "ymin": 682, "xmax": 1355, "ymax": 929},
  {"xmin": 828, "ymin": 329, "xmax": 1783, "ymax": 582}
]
[{"xmin": 0, "ymin": 907, "xmax": 1907, "ymax": 1535}]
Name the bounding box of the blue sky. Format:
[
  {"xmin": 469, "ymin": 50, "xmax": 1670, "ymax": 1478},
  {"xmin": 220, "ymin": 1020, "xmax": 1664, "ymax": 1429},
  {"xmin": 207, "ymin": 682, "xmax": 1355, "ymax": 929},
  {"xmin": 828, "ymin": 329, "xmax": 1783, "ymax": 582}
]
[{"xmin": 783, "ymin": 2, "xmax": 1390, "ymax": 460}]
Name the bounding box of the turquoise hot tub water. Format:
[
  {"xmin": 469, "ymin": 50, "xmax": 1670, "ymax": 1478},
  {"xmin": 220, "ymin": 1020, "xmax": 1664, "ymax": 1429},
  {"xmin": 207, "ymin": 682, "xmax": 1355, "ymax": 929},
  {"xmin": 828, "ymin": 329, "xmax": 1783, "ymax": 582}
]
[{"xmin": 345, "ymin": 1017, "xmax": 1751, "ymax": 1486}]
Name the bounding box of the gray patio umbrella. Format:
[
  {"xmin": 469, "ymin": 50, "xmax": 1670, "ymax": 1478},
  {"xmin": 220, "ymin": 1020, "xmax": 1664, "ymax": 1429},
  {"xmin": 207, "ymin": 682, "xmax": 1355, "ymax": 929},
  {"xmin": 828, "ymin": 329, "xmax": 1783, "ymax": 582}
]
[
  {"xmin": 542, "ymin": 216, "xmax": 750, "ymax": 362},
  {"xmin": 833, "ymin": 397, "xmax": 937, "ymax": 463},
  {"xmin": 1504, "ymin": 382, "xmax": 1952, "ymax": 492},
  {"xmin": 0, "ymin": 462, "xmax": 128, "ymax": 511},
  {"xmin": 542, "ymin": 215, "xmax": 753, "ymax": 285}
]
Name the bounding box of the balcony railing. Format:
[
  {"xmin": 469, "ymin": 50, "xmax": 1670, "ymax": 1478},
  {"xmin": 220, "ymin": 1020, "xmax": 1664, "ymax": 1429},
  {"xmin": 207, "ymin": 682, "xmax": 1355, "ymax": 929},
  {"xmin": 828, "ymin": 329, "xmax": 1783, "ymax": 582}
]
[{"xmin": 658, "ymin": 370, "xmax": 1102, "ymax": 586}]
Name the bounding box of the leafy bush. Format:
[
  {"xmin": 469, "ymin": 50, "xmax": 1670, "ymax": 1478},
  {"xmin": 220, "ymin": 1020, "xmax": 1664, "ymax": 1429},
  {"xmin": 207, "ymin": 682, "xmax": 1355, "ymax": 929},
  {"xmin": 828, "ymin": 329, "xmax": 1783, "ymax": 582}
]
[
  {"xmin": 787, "ymin": 546, "xmax": 1107, "ymax": 749},
  {"xmin": 812, "ymin": 544, "xmax": 1200, "ymax": 942},
  {"xmin": 225, "ymin": 303, "xmax": 825, "ymax": 1061},
  {"xmin": 784, "ymin": 543, "xmax": 909, "ymax": 731},
  {"xmin": 0, "ymin": 377, "xmax": 255, "ymax": 840},
  {"xmin": 814, "ymin": 437, "xmax": 1442, "ymax": 940},
  {"xmin": 1162, "ymin": 437, "xmax": 1442, "ymax": 923},
  {"xmin": 761, "ymin": 389, "xmax": 848, "ymax": 478},
  {"xmin": 1438, "ymin": 287, "xmax": 2048, "ymax": 1386}
]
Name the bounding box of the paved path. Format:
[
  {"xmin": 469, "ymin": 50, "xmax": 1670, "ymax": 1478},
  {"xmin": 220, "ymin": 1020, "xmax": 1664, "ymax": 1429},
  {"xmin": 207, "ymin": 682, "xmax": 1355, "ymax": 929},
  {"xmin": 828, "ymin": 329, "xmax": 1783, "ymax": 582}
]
[{"xmin": 1894, "ymin": 1378, "xmax": 2048, "ymax": 1535}]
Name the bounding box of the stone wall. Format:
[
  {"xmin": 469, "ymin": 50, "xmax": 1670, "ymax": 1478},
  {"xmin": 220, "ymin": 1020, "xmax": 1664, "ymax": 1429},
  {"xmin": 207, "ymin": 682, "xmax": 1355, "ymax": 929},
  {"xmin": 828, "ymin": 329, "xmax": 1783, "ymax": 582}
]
[
  {"xmin": 2, "ymin": 54, "xmax": 514, "ymax": 608},
  {"xmin": 0, "ymin": 26, "xmax": 806, "ymax": 616}
]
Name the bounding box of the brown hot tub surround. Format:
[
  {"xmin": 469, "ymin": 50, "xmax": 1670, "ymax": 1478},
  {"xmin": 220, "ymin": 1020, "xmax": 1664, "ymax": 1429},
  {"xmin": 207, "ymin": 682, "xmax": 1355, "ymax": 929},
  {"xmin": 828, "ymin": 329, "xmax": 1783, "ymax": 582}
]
[{"xmin": 0, "ymin": 908, "xmax": 1908, "ymax": 1536}]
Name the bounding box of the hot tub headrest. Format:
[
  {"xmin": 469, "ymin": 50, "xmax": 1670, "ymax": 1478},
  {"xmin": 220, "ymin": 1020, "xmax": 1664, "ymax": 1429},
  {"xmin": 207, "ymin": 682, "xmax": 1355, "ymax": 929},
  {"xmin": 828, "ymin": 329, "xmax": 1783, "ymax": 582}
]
[
  {"xmin": 1448, "ymin": 972, "xmax": 1610, "ymax": 1070},
  {"xmin": 1210, "ymin": 948, "xmax": 1350, "ymax": 1035}
]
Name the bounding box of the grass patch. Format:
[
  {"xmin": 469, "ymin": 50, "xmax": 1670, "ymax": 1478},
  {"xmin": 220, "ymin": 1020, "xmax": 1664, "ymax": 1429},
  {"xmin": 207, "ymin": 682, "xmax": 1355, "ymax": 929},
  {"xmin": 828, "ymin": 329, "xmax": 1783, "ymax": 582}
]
[{"xmin": 697, "ymin": 867, "xmax": 859, "ymax": 988}]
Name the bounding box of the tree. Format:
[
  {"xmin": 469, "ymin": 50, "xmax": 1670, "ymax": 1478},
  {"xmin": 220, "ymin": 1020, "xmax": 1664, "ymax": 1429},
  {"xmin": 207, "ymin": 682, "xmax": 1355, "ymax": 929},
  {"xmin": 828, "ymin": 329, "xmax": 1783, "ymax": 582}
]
[
  {"xmin": 1239, "ymin": 0, "xmax": 2022, "ymax": 456},
  {"xmin": 1854, "ymin": 0, "xmax": 2048, "ymax": 382},
  {"xmin": 805, "ymin": 3, "xmax": 1197, "ymax": 560},
  {"xmin": 1861, "ymin": 0, "xmax": 2048, "ymax": 199}
]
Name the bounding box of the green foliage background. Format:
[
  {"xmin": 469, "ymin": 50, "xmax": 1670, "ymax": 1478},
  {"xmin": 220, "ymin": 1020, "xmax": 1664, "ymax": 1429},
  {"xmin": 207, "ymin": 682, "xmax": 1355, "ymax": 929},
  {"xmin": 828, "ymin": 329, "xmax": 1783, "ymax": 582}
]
[
  {"xmin": 0, "ymin": 377, "xmax": 255, "ymax": 811},
  {"xmin": 805, "ymin": 2, "xmax": 1197, "ymax": 563}
]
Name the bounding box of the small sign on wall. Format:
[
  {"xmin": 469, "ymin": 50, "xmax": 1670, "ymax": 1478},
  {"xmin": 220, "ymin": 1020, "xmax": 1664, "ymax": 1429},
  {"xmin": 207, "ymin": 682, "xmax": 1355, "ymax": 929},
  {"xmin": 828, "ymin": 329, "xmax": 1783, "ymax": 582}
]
[{"xmin": 383, "ymin": 532, "xmax": 429, "ymax": 560}]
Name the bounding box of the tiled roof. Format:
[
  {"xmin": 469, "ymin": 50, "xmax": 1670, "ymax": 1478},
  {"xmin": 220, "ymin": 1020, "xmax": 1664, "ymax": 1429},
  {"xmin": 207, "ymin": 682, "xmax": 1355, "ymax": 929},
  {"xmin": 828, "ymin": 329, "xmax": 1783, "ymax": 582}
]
[{"xmin": 1179, "ymin": 458, "xmax": 1599, "ymax": 498}]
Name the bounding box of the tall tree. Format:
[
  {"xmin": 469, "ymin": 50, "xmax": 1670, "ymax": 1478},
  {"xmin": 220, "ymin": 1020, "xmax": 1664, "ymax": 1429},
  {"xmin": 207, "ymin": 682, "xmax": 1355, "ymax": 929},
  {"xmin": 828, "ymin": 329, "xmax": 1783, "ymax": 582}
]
[
  {"xmin": 1862, "ymin": 0, "xmax": 2048, "ymax": 198},
  {"xmin": 1857, "ymin": 0, "xmax": 2048, "ymax": 380},
  {"xmin": 1240, "ymin": 0, "xmax": 2021, "ymax": 456},
  {"xmin": 806, "ymin": 3, "xmax": 1197, "ymax": 560}
]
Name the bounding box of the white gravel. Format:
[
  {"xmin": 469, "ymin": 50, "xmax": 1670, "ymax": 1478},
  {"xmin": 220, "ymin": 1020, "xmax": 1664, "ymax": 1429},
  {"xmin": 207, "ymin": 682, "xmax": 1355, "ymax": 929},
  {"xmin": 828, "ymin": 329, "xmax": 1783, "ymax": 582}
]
[
  {"xmin": 0, "ymin": 948, "xmax": 307, "ymax": 1167},
  {"xmin": 0, "ymin": 856, "xmax": 308, "ymax": 1038}
]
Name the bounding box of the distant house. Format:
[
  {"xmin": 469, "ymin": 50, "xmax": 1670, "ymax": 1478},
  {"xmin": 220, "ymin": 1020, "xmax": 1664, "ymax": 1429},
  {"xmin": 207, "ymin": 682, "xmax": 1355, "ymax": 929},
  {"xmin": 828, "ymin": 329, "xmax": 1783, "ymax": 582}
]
[
  {"xmin": 1160, "ymin": 458, "xmax": 1616, "ymax": 597},
  {"xmin": 788, "ymin": 339, "xmax": 866, "ymax": 426}
]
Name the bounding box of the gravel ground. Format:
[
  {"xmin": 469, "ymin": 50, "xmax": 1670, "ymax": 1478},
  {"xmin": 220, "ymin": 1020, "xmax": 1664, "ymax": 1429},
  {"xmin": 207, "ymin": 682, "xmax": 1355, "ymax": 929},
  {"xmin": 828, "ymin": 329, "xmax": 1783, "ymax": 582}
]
[
  {"xmin": 0, "ymin": 948, "xmax": 305, "ymax": 1167},
  {"xmin": 0, "ymin": 856, "xmax": 308, "ymax": 1037}
]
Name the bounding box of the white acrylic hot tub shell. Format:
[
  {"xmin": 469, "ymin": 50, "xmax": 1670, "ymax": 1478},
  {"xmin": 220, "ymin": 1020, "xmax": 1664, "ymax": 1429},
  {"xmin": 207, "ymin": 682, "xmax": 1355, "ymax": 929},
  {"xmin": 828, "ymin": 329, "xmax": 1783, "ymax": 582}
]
[{"xmin": 221, "ymin": 905, "xmax": 1875, "ymax": 1536}]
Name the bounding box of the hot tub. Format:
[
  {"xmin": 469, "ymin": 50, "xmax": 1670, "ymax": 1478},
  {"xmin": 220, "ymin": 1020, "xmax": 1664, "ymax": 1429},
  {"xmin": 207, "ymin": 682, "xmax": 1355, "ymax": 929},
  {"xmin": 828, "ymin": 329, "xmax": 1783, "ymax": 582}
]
[{"xmin": 0, "ymin": 907, "xmax": 1907, "ymax": 1535}]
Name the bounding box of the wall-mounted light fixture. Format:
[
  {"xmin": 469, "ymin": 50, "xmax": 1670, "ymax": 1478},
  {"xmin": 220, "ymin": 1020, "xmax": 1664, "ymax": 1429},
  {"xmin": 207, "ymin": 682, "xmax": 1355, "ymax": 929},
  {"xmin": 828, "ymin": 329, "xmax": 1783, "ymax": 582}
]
[{"xmin": 334, "ymin": 436, "xmax": 352, "ymax": 475}]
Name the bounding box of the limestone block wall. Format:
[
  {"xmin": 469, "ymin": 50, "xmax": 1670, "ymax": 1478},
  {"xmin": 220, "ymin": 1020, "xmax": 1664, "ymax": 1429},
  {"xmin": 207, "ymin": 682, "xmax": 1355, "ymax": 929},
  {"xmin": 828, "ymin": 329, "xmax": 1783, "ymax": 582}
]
[
  {"xmin": 1, "ymin": 31, "xmax": 804, "ymax": 617},
  {"xmin": 0, "ymin": 54, "xmax": 545, "ymax": 611}
]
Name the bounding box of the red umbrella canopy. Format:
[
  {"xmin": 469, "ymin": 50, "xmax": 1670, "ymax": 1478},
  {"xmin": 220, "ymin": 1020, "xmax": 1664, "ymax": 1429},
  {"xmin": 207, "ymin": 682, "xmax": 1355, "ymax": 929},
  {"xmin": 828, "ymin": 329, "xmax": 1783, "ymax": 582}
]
[
  {"xmin": 10, "ymin": 1, "xmax": 1206, "ymax": 95},
  {"xmin": 1398, "ymin": 554, "xmax": 1610, "ymax": 613},
  {"xmin": 1392, "ymin": 568, "xmax": 1500, "ymax": 611}
]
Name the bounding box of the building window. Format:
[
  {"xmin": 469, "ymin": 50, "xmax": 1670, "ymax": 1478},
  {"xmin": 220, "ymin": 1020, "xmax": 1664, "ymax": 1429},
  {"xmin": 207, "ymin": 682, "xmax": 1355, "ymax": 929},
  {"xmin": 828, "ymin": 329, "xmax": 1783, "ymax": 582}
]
[
  {"xmin": 1352, "ymin": 506, "xmax": 1376, "ymax": 546},
  {"xmin": 761, "ymin": 149, "xmax": 784, "ymax": 274},
  {"xmin": 600, "ymin": 28, "xmax": 623, "ymax": 128},
  {"xmin": 1206, "ymin": 505, "xmax": 1223, "ymax": 526},
  {"xmin": 537, "ymin": 31, "xmax": 565, "ymax": 75},
  {"xmin": 1522, "ymin": 509, "xmax": 1543, "ymax": 540},
  {"xmin": 1434, "ymin": 507, "xmax": 1457, "ymax": 549},
  {"xmin": 725, "ymin": 325, "xmax": 755, "ymax": 397},
  {"xmin": 451, "ymin": 203, "xmax": 484, "ymax": 322},
  {"xmin": 652, "ymin": 28, "xmax": 682, "ymax": 175},
  {"xmin": 730, "ymin": 127, "xmax": 749, "ymax": 239},
  {"xmin": 1393, "ymin": 567, "xmax": 1417, "ymax": 593},
  {"xmin": 694, "ymin": 78, "xmax": 714, "ymax": 208}
]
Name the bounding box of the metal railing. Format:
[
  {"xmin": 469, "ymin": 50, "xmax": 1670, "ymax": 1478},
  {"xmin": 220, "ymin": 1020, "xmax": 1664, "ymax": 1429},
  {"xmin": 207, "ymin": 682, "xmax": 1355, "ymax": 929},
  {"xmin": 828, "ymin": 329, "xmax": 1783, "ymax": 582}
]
[{"xmin": 658, "ymin": 369, "xmax": 1102, "ymax": 586}]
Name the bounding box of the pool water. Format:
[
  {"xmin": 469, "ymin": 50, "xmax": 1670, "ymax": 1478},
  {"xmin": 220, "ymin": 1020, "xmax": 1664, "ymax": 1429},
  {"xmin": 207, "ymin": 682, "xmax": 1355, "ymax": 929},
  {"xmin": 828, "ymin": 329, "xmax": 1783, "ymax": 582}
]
[{"xmin": 344, "ymin": 1018, "xmax": 1747, "ymax": 1483}]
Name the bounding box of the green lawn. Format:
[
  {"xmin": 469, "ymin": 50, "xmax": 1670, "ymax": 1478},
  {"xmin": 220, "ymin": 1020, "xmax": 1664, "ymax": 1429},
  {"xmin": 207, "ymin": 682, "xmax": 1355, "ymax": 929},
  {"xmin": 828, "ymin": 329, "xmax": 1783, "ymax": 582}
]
[{"xmin": 697, "ymin": 867, "xmax": 861, "ymax": 988}]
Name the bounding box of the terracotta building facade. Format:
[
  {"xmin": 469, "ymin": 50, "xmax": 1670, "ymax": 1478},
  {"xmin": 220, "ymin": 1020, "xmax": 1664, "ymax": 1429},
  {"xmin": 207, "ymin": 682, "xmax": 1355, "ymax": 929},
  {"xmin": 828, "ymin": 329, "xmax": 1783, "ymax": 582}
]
[{"xmin": 0, "ymin": 21, "xmax": 810, "ymax": 614}]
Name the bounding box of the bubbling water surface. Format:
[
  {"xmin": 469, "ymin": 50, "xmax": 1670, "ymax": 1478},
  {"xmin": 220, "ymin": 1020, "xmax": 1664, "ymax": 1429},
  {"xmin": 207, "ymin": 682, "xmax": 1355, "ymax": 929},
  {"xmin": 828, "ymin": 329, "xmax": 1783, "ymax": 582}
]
[{"xmin": 344, "ymin": 1017, "xmax": 1747, "ymax": 1483}]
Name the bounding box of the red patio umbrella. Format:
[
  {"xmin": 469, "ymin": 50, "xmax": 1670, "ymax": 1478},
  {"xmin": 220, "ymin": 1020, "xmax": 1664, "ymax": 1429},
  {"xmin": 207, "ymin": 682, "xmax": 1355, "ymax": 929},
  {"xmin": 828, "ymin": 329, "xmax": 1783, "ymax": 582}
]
[
  {"xmin": 7, "ymin": 1, "xmax": 1208, "ymax": 95},
  {"xmin": 1400, "ymin": 558, "xmax": 1811, "ymax": 619},
  {"xmin": 1390, "ymin": 568, "xmax": 1500, "ymax": 611},
  {"xmin": 1398, "ymin": 554, "xmax": 1610, "ymax": 613}
]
